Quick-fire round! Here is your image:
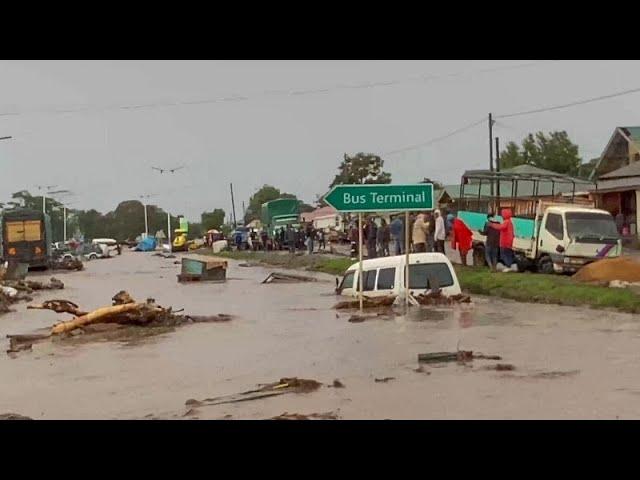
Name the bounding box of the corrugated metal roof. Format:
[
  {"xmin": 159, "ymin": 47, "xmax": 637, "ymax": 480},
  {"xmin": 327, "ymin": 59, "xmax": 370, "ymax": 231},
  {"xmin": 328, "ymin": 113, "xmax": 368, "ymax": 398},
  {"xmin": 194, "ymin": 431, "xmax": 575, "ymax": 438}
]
[
  {"xmin": 599, "ymin": 160, "xmax": 640, "ymax": 179},
  {"xmin": 443, "ymin": 179, "xmax": 593, "ymax": 199},
  {"xmin": 595, "ymin": 176, "xmax": 640, "ymax": 192}
]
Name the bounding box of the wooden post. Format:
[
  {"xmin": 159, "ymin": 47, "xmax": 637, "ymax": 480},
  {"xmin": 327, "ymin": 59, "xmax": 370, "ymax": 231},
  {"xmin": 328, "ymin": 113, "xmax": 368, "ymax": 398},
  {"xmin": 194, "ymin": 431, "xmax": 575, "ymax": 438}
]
[
  {"xmin": 405, "ymin": 211, "xmax": 410, "ymax": 308},
  {"xmin": 358, "ymin": 212, "xmax": 363, "ymax": 313}
]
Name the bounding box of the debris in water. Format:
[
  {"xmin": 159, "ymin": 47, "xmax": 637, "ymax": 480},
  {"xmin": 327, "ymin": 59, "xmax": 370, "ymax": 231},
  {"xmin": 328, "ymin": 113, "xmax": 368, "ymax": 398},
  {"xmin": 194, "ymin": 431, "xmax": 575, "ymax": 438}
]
[
  {"xmin": 8, "ymin": 292, "xmax": 233, "ymax": 354},
  {"xmin": 413, "ymin": 366, "xmax": 431, "ymax": 374},
  {"xmin": 482, "ymin": 364, "xmax": 516, "ymax": 371},
  {"xmin": 185, "ymin": 377, "xmax": 323, "ymax": 408},
  {"xmin": 416, "ymin": 291, "xmax": 472, "ymax": 306},
  {"xmin": 271, "ymin": 411, "xmax": 340, "ymax": 420},
  {"xmin": 418, "ymin": 351, "xmax": 502, "ymax": 364},
  {"xmin": 334, "ymin": 296, "xmax": 396, "ymax": 310},
  {"xmin": 531, "ymin": 370, "xmax": 580, "ymax": 379},
  {"xmin": 331, "ymin": 379, "xmax": 345, "ymax": 388},
  {"xmin": 374, "ymin": 377, "xmax": 395, "ymax": 383},
  {"xmin": 51, "ymin": 257, "xmax": 83, "ymax": 271},
  {"xmin": 0, "ymin": 413, "xmax": 32, "ymax": 420},
  {"xmin": 262, "ymin": 272, "xmax": 317, "ymax": 284}
]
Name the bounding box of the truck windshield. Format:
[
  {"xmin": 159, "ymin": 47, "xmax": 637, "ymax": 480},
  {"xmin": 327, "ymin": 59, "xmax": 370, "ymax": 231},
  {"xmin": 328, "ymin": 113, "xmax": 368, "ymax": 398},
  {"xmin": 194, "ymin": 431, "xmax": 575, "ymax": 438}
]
[{"xmin": 565, "ymin": 212, "xmax": 619, "ymax": 241}]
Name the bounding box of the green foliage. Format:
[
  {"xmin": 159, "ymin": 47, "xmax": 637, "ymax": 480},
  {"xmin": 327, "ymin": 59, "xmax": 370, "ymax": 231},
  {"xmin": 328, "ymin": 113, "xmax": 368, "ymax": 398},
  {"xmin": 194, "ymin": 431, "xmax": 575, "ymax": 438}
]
[
  {"xmin": 330, "ymin": 152, "xmax": 392, "ymax": 188},
  {"xmin": 456, "ymin": 267, "xmax": 640, "ymax": 313},
  {"xmin": 499, "ymin": 131, "xmax": 583, "ymax": 175},
  {"xmin": 201, "ymin": 209, "xmax": 226, "ymax": 231},
  {"xmin": 577, "ymin": 157, "xmax": 599, "ymax": 179}
]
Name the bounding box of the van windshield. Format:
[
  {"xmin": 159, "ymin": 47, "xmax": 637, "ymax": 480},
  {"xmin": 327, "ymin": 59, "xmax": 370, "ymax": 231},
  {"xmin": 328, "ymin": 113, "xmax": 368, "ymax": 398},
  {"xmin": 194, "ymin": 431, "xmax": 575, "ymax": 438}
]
[
  {"xmin": 565, "ymin": 212, "xmax": 619, "ymax": 242},
  {"xmin": 408, "ymin": 263, "xmax": 454, "ymax": 289},
  {"xmin": 339, "ymin": 271, "xmax": 354, "ymax": 291}
]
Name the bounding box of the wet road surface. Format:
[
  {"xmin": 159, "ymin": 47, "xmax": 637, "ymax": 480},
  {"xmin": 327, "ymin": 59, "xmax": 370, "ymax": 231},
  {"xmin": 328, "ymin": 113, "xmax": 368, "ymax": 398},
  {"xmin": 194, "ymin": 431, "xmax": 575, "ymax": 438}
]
[{"xmin": 2, "ymin": 251, "xmax": 640, "ymax": 419}]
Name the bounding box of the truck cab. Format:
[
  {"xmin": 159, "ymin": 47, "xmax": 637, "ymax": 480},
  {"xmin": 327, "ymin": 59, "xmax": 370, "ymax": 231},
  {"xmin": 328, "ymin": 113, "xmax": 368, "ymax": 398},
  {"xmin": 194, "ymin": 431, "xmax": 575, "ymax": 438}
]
[{"xmin": 535, "ymin": 206, "xmax": 621, "ymax": 273}]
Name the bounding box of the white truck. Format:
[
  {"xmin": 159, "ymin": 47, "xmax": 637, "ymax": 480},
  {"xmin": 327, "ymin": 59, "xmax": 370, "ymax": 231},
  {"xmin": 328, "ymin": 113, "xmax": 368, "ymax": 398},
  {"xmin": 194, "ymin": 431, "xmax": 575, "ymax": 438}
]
[{"xmin": 458, "ymin": 173, "xmax": 621, "ymax": 274}]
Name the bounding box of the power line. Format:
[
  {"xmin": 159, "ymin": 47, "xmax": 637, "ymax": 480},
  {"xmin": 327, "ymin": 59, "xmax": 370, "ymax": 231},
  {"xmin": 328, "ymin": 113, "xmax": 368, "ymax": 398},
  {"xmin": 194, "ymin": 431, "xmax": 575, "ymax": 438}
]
[
  {"xmin": 383, "ymin": 118, "xmax": 486, "ymax": 156},
  {"xmin": 0, "ymin": 62, "xmax": 548, "ymax": 119},
  {"xmin": 496, "ymin": 85, "xmax": 640, "ymax": 119}
]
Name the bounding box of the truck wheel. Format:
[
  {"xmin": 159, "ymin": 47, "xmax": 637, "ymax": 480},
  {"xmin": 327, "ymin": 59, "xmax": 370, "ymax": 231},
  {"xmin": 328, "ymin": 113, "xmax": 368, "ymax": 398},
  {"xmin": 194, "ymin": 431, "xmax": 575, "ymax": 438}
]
[
  {"xmin": 537, "ymin": 256, "xmax": 554, "ymax": 275},
  {"xmin": 472, "ymin": 245, "xmax": 486, "ymax": 267}
]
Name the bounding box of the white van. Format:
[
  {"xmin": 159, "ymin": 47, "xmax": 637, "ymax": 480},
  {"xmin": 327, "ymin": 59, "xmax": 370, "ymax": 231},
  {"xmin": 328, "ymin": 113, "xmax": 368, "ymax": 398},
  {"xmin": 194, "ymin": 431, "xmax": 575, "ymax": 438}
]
[{"xmin": 336, "ymin": 253, "xmax": 462, "ymax": 298}]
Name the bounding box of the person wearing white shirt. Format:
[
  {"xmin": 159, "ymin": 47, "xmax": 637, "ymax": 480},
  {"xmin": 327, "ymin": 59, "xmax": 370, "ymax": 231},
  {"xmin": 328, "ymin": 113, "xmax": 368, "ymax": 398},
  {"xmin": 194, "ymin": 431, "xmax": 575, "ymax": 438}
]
[{"xmin": 434, "ymin": 209, "xmax": 446, "ymax": 253}]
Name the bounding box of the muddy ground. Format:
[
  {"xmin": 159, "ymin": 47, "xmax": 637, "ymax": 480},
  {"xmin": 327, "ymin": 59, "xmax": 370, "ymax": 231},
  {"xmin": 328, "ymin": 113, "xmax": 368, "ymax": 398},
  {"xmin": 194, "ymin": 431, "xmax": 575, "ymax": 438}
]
[{"xmin": 2, "ymin": 250, "xmax": 640, "ymax": 419}]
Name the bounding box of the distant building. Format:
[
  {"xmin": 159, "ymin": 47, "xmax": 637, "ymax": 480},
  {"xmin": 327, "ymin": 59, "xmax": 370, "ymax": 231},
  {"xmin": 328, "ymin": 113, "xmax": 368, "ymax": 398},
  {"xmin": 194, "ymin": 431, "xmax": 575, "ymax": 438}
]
[
  {"xmin": 301, "ymin": 206, "xmax": 344, "ymax": 231},
  {"xmin": 591, "ymin": 126, "xmax": 640, "ymax": 179},
  {"xmin": 590, "ymin": 162, "xmax": 640, "ymax": 236}
]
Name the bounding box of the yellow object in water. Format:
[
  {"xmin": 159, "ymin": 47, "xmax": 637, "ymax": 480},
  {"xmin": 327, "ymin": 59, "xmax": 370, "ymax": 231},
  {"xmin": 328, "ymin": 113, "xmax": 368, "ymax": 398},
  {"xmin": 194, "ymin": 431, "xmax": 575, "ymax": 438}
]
[{"xmin": 173, "ymin": 233, "xmax": 187, "ymax": 248}]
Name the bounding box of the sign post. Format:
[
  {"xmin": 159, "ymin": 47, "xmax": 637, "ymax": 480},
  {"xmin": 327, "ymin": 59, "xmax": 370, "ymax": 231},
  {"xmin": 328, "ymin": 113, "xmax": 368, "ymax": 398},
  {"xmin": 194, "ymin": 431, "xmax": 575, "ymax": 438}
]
[
  {"xmin": 358, "ymin": 213, "xmax": 363, "ymax": 312},
  {"xmin": 405, "ymin": 211, "xmax": 410, "ymax": 308},
  {"xmin": 323, "ymin": 183, "xmax": 434, "ymax": 312}
]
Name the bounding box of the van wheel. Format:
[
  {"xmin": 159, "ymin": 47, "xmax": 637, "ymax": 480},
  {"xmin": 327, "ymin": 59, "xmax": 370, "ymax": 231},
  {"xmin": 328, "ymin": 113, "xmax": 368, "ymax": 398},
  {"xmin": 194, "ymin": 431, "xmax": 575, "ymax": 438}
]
[
  {"xmin": 472, "ymin": 246, "xmax": 486, "ymax": 267},
  {"xmin": 537, "ymin": 256, "xmax": 554, "ymax": 274}
]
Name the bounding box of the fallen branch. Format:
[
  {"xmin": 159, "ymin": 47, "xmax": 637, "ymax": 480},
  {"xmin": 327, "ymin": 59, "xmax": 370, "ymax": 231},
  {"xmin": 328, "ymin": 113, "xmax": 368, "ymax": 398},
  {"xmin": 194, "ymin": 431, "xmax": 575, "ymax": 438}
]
[
  {"xmin": 28, "ymin": 300, "xmax": 88, "ymax": 316},
  {"xmin": 51, "ymin": 302, "xmax": 161, "ymax": 334}
]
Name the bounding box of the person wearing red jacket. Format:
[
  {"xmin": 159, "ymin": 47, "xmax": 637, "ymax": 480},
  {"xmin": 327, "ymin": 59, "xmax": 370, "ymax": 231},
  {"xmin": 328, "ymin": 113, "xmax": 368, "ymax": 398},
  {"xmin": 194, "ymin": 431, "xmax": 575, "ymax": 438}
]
[
  {"xmin": 451, "ymin": 216, "xmax": 473, "ymax": 266},
  {"xmin": 490, "ymin": 208, "xmax": 515, "ymax": 270}
]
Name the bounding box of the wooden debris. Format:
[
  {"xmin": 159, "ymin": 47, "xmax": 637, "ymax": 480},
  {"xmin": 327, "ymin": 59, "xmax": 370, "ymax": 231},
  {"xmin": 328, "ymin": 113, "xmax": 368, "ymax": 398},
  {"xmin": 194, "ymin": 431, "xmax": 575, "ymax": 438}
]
[
  {"xmin": 185, "ymin": 377, "xmax": 323, "ymax": 408},
  {"xmin": 271, "ymin": 411, "xmax": 340, "ymax": 420},
  {"xmin": 418, "ymin": 350, "xmax": 502, "ymax": 364},
  {"xmin": 334, "ymin": 295, "xmax": 396, "ymax": 310},
  {"xmin": 28, "ymin": 300, "xmax": 87, "ymax": 316},
  {"xmin": 415, "ymin": 291, "xmax": 472, "ymax": 306},
  {"xmin": 331, "ymin": 379, "xmax": 345, "ymax": 388},
  {"xmin": 51, "ymin": 257, "xmax": 83, "ymax": 271},
  {"xmin": 374, "ymin": 377, "xmax": 395, "ymax": 383},
  {"xmin": 0, "ymin": 413, "xmax": 32, "ymax": 420},
  {"xmin": 481, "ymin": 364, "xmax": 516, "ymax": 371},
  {"xmin": 262, "ymin": 272, "xmax": 318, "ymax": 284}
]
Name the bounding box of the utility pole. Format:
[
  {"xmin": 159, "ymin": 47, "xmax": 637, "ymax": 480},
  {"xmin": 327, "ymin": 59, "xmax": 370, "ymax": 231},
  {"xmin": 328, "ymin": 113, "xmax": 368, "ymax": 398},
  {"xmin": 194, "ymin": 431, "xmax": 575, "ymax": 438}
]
[
  {"xmin": 495, "ymin": 137, "xmax": 501, "ymax": 204},
  {"xmin": 139, "ymin": 195, "xmax": 154, "ymax": 237},
  {"xmin": 36, "ymin": 185, "xmax": 58, "ymax": 214},
  {"xmin": 242, "ymin": 201, "xmax": 246, "ymax": 219},
  {"xmin": 167, "ymin": 212, "xmax": 172, "ymax": 253},
  {"xmin": 230, "ymin": 183, "xmax": 237, "ymax": 228},
  {"xmin": 488, "ymin": 113, "xmax": 494, "ymax": 196}
]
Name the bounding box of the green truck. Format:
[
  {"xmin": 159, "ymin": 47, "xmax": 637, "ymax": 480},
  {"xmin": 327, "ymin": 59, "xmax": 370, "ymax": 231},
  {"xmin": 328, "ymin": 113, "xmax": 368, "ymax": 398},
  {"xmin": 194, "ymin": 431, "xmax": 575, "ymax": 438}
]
[{"xmin": 261, "ymin": 198, "xmax": 301, "ymax": 238}]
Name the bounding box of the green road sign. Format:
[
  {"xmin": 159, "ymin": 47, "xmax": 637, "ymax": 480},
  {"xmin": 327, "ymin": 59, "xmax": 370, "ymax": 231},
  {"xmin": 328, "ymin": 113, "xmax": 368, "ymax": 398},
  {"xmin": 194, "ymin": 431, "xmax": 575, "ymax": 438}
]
[{"xmin": 323, "ymin": 184, "xmax": 433, "ymax": 212}]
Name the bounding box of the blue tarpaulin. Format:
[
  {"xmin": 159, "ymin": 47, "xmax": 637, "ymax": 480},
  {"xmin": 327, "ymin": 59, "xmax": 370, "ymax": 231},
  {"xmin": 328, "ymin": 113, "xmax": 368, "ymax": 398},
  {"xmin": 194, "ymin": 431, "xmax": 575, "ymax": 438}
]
[{"xmin": 135, "ymin": 237, "xmax": 157, "ymax": 251}]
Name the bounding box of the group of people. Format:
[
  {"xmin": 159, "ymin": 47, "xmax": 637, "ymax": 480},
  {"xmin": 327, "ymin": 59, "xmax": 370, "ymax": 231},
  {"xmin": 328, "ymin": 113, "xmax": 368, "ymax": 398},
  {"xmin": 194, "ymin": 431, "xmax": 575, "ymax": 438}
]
[
  {"xmin": 235, "ymin": 224, "xmax": 328, "ymax": 254},
  {"xmin": 348, "ymin": 210, "xmax": 455, "ymax": 259}
]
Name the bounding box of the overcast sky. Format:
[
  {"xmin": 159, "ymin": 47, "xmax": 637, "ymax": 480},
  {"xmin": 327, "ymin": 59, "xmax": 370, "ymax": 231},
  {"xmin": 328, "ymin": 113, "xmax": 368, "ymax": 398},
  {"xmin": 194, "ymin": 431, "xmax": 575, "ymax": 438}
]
[{"xmin": 1, "ymin": 60, "xmax": 639, "ymax": 221}]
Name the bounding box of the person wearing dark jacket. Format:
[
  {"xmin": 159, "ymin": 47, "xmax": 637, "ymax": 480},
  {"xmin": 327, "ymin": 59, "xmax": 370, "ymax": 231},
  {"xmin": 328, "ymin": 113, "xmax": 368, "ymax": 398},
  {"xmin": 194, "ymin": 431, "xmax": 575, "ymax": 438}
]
[{"xmin": 480, "ymin": 212, "xmax": 500, "ymax": 272}]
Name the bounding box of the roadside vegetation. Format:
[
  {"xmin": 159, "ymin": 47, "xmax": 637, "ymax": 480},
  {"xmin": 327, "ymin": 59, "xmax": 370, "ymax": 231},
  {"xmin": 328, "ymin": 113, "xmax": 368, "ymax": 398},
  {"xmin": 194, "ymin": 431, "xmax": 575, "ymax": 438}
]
[{"xmin": 213, "ymin": 250, "xmax": 640, "ymax": 314}]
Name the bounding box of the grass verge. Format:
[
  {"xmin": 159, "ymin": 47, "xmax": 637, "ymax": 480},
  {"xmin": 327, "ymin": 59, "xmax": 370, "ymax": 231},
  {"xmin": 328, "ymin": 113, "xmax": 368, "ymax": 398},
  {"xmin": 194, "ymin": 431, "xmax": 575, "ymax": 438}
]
[{"xmin": 212, "ymin": 250, "xmax": 640, "ymax": 313}]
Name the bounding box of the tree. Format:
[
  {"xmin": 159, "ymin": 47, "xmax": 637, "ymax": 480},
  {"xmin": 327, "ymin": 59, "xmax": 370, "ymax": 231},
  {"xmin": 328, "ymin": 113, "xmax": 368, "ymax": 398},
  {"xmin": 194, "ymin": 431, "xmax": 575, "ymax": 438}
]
[
  {"xmin": 330, "ymin": 152, "xmax": 392, "ymax": 188},
  {"xmin": 497, "ymin": 131, "xmax": 582, "ymax": 176},
  {"xmin": 498, "ymin": 141, "xmax": 524, "ymax": 170},
  {"xmin": 577, "ymin": 157, "xmax": 599, "ymax": 180},
  {"xmin": 419, "ymin": 178, "xmax": 444, "ymax": 190},
  {"xmin": 201, "ymin": 209, "xmax": 226, "ymax": 231}
]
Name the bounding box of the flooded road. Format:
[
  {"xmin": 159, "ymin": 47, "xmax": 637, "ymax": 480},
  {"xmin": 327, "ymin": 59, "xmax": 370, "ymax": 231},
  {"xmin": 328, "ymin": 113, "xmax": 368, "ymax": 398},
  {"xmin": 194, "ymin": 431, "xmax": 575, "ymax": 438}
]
[{"xmin": 2, "ymin": 251, "xmax": 640, "ymax": 419}]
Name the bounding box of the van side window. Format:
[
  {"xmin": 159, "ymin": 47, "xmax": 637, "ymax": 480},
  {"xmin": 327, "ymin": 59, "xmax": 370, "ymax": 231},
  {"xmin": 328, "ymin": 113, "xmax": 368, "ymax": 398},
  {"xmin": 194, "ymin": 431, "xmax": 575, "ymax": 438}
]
[
  {"xmin": 545, "ymin": 213, "xmax": 564, "ymax": 239},
  {"xmin": 363, "ymin": 270, "xmax": 376, "ymax": 291},
  {"xmin": 377, "ymin": 268, "xmax": 395, "ymax": 290},
  {"xmin": 408, "ymin": 263, "xmax": 454, "ymax": 289}
]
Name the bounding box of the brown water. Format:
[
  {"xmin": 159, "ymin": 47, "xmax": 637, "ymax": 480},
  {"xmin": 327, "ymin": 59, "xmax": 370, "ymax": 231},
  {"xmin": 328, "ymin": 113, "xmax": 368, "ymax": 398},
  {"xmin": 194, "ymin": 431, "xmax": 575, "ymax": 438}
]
[{"xmin": 2, "ymin": 251, "xmax": 640, "ymax": 419}]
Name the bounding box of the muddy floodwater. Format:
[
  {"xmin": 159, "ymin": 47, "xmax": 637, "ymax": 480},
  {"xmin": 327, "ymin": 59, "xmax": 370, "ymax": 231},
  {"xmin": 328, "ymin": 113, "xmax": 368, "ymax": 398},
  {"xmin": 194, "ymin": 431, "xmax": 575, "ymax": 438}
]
[{"xmin": 2, "ymin": 251, "xmax": 640, "ymax": 419}]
